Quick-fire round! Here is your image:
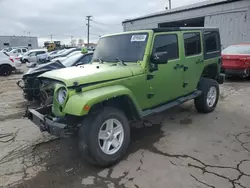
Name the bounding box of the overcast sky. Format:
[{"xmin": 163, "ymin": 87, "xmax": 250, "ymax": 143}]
[{"xmin": 0, "ymin": 0, "xmax": 207, "ymax": 46}]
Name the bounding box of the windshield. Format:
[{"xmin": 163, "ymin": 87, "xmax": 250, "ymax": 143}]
[
  {"xmin": 67, "ymin": 50, "xmax": 81, "ymax": 57},
  {"xmin": 48, "ymin": 51, "xmax": 57, "ymax": 55},
  {"xmin": 93, "ymin": 33, "xmax": 148, "ymax": 62},
  {"xmin": 23, "ymin": 51, "xmax": 30, "ymax": 56},
  {"xmin": 62, "ymin": 53, "xmax": 82, "ymax": 67},
  {"xmin": 61, "ymin": 48, "xmax": 76, "ymax": 56},
  {"xmin": 57, "ymin": 49, "xmax": 67, "ymax": 55},
  {"xmin": 222, "ymin": 45, "xmax": 250, "ymax": 55},
  {"xmin": 10, "ymin": 49, "xmax": 17, "ymax": 53}
]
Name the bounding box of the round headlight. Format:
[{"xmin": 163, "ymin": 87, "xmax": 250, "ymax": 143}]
[{"xmin": 57, "ymin": 87, "xmax": 67, "ymax": 104}]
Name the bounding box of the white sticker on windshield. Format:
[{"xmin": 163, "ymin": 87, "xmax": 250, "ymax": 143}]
[{"xmin": 131, "ymin": 35, "xmax": 147, "ymax": 42}]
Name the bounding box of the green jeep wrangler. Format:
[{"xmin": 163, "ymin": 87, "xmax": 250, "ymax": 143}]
[{"xmin": 28, "ymin": 27, "xmax": 225, "ymax": 166}]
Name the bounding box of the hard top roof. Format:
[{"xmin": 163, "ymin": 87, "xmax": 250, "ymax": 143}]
[{"xmin": 152, "ymin": 27, "xmax": 219, "ymax": 32}]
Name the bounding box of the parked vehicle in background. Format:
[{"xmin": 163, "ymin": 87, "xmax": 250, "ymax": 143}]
[
  {"xmin": 37, "ymin": 51, "xmax": 59, "ymax": 64},
  {"xmin": 0, "ymin": 52, "xmax": 22, "ymax": 76},
  {"xmin": 50, "ymin": 48, "xmax": 80, "ymax": 60},
  {"xmin": 222, "ymin": 44, "xmax": 250, "ymax": 78},
  {"xmin": 18, "ymin": 52, "xmax": 93, "ymax": 101},
  {"xmin": 1, "ymin": 47, "xmax": 15, "ymax": 52},
  {"xmin": 8, "ymin": 48, "xmax": 28, "ymax": 56},
  {"xmin": 19, "ymin": 51, "xmax": 32, "ymax": 63},
  {"xmin": 26, "ymin": 49, "xmax": 47, "ymax": 67},
  {"xmin": 27, "ymin": 27, "xmax": 224, "ymax": 166},
  {"xmin": 52, "ymin": 50, "xmax": 82, "ymax": 62},
  {"xmin": 1, "ymin": 46, "xmax": 28, "ymax": 53}
]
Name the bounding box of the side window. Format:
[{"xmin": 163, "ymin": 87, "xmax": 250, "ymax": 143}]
[
  {"xmin": 17, "ymin": 49, "xmax": 21, "ymax": 53},
  {"xmin": 204, "ymin": 31, "xmax": 220, "ymax": 53},
  {"xmin": 36, "ymin": 51, "xmax": 46, "ymax": 55},
  {"xmin": 79, "ymin": 54, "xmax": 93, "ymax": 64},
  {"xmin": 152, "ymin": 34, "xmax": 179, "ymax": 60},
  {"xmin": 29, "ymin": 52, "xmax": 36, "ymax": 56},
  {"xmin": 23, "ymin": 49, "xmax": 27, "ymax": 52},
  {"xmin": 184, "ymin": 32, "xmax": 201, "ymax": 56}
]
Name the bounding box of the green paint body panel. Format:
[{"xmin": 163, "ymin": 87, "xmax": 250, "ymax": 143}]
[
  {"xmin": 63, "ymin": 85, "xmax": 141, "ymax": 116},
  {"xmin": 38, "ymin": 28, "xmax": 222, "ymax": 118}
]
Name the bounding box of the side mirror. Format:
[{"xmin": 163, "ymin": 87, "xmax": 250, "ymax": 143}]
[{"xmin": 151, "ymin": 52, "xmax": 168, "ymax": 64}]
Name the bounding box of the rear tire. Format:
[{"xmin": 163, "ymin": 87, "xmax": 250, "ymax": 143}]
[
  {"xmin": 78, "ymin": 107, "xmax": 130, "ymax": 167},
  {"xmin": 195, "ymin": 78, "xmax": 219, "ymax": 113},
  {"xmin": 0, "ymin": 65, "xmax": 12, "ymax": 76}
]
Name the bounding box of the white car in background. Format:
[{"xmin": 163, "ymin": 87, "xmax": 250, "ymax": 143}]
[
  {"xmin": 8, "ymin": 48, "xmax": 28, "ymax": 56},
  {"xmin": 0, "ymin": 52, "xmax": 22, "ymax": 76},
  {"xmin": 52, "ymin": 50, "xmax": 82, "ymax": 62},
  {"xmin": 25, "ymin": 49, "xmax": 47, "ymax": 67}
]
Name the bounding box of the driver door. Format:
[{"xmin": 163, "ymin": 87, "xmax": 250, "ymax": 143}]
[{"xmin": 145, "ymin": 32, "xmax": 185, "ymax": 108}]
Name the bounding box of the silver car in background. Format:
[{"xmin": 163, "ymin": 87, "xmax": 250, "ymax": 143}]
[{"xmin": 25, "ymin": 49, "xmax": 47, "ymax": 67}]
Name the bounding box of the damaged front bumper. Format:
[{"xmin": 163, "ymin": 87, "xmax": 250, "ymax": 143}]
[{"xmin": 27, "ymin": 106, "xmax": 74, "ymax": 138}]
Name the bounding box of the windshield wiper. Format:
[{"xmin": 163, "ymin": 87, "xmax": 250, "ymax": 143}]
[
  {"xmin": 116, "ymin": 57, "xmax": 127, "ymax": 66},
  {"xmin": 93, "ymin": 58, "xmax": 104, "ymax": 64}
]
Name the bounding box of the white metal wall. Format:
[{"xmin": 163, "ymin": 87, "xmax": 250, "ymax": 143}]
[
  {"xmin": 123, "ymin": 0, "xmax": 250, "ymax": 48},
  {"xmin": 0, "ymin": 36, "xmax": 38, "ymax": 50},
  {"xmin": 205, "ymin": 11, "xmax": 249, "ymax": 48}
]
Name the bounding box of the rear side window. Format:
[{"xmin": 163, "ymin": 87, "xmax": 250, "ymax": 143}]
[
  {"xmin": 23, "ymin": 49, "xmax": 27, "ymax": 52},
  {"xmin": 204, "ymin": 31, "xmax": 220, "ymax": 53},
  {"xmin": 153, "ymin": 34, "xmax": 179, "ymax": 60},
  {"xmin": 184, "ymin": 32, "xmax": 201, "ymax": 56},
  {"xmin": 17, "ymin": 49, "xmax": 21, "ymax": 53}
]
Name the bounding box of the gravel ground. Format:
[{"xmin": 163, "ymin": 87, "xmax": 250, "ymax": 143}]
[{"xmin": 0, "ymin": 67, "xmax": 250, "ymax": 188}]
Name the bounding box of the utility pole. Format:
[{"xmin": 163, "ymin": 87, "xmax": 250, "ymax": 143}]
[
  {"xmin": 86, "ymin": 16, "xmax": 92, "ymax": 48},
  {"xmin": 71, "ymin": 36, "xmax": 74, "ymax": 47},
  {"xmin": 169, "ymin": 0, "xmax": 172, "ymax": 9},
  {"xmin": 50, "ymin": 34, "xmax": 53, "ymax": 42}
]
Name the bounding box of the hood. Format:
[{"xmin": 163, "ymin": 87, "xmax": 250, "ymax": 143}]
[
  {"xmin": 23, "ymin": 61, "xmax": 65, "ymax": 78},
  {"xmin": 39, "ymin": 63, "xmax": 143, "ymax": 87}
]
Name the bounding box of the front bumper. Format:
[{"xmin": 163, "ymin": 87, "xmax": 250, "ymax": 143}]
[{"xmin": 27, "ymin": 106, "xmax": 70, "ymax": 137}]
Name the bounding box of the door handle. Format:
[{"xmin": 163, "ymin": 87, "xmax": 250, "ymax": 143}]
[
  {"xmin": 183, "ymin": 66, "xmax": 188, "ymax": 71},
  {"xmin": 174, "ymin": 64, "xmax": 180, "ymax": 70}
]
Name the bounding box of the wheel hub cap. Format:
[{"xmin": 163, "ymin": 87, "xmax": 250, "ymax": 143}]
[
  {"xmin": 98, "ymin": 118, "xmax": 124, "ymax": 155},
  {"xmin": 207, "ymin": 86, "xmax": 217, "ymax": 107}
]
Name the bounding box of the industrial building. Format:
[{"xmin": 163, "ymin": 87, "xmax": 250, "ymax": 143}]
[
  {"xmin": 123, "ymin": 0, "xmax": 250, "ymax": 48},
  {"xmin": 0, "ymin": 36, "xmax": 38, "ymax": 50}
]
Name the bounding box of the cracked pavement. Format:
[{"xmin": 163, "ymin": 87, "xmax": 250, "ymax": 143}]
[{"xmin": 1, "ymin": 69, "xmax": 250, "ymax": 188}]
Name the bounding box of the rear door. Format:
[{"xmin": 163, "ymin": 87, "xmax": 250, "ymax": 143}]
[{"xmin": 181, "ymin": 31, "xmax": 204, "ymax": 94}]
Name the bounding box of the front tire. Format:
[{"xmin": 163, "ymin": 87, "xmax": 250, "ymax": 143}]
[
  {"xmin": 195, "ymin": 78, "xmax": 219, "ymax": 113},
  {"xmin": 78, "ymin": 107, "xmax": 130, "ymax": 167}
]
